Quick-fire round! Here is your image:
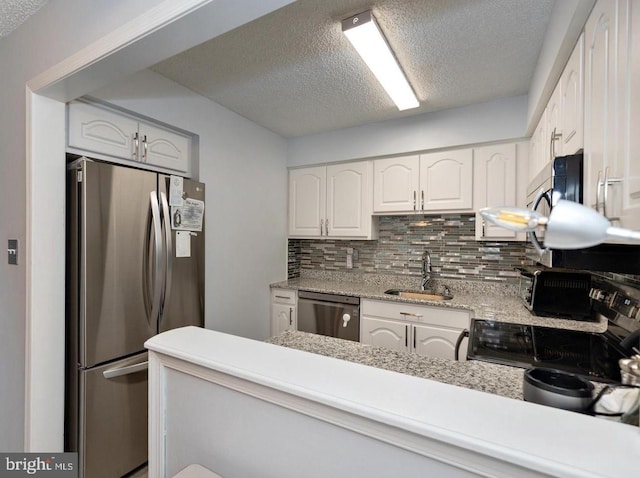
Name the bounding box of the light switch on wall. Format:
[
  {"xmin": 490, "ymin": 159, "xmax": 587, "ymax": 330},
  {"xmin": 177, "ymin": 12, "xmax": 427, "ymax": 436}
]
[{"xmin": 8, "ymin": 239, "xmax": 18, "ymax": 265}]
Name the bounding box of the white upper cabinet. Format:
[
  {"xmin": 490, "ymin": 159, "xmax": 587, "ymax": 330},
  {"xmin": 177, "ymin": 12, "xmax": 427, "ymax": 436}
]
[
  {"xmin": 138, "ymin": 122, "xmax": 191, "ymax": 173},
  {"xmin": 288, "ymin": 166, "xmax": 326, "ymax": 237},
  {"xmin": 545, "ymin": 81, "xmax": 562, "ymax": 163},
  {"xmin": 68, "ymin": 101, "xmax": 138, "ymax": 160},
  {"xmin": 583, "ymin": 0, "xmax": 633, "ymax": 227},
  {"xmin": 288, "ymin": 161, "xmax": 377, "ymax": 239},
  {"xmin": 625, "ymin": 0, "xmax": 640, "ymax": 230},
  {"xmin": 529, "ymin": 111, "xmax": 547, "ymax": 181},
  {"xmin": 474, "ymin": 143, "xmax": 519, "ymax": 240},
  {"xmin": 373, "ymin": 155, "xmax": 420, "ymax": 213},
  {"xmin": 560, "ymin": 33, "xmax": 585, "ymax": 156},
  {"xmin": 419, "ymin": 150, "xmax": 473, "ymax": 211},
  {"xmin": 68, "ymin": 100, "xmax": 192, "ymax": 175},
  {"xmin": 373, "ymin": 149, "xmax": 473, "ymax": 214},
  {"xmin": 528, "ymin": 33, "xmax": 585, "ymax": 184}
]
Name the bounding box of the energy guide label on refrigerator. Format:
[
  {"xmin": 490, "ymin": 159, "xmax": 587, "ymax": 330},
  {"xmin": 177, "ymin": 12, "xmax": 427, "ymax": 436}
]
[{"xmin": 171, "ymin": 198, "xmax": 204, "ymax": 231}]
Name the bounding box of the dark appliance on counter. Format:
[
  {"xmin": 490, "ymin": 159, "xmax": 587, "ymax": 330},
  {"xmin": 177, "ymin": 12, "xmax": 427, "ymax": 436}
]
[
  {"xmin": 66, "ymin": 158, "xmax": 205, "ymax": 478},
  {"xmin": 297, "ymin": 291, "xmax": 360, "ymax": 342},
  {"xmin": 526, "ymin": 152, "xmax": 640, "ymax": 274},
  {"xmin": 517, "ymin": 266, "xmax": 593, "ymax": 321},
  {"xmin": 467, "ymin": 277, "xmax": 640, "ymax": 383}
]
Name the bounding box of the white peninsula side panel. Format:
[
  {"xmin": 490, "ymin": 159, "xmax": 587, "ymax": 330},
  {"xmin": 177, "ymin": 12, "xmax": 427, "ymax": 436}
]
[{"xmin": 146, "ymin": 327, "xmax": 640, "ymax": 478}]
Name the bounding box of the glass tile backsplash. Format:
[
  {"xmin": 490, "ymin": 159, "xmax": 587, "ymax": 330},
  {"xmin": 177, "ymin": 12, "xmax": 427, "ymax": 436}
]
[{"xmin": 288, "ymin": 214, "xmax": 531, "ymax": 284}]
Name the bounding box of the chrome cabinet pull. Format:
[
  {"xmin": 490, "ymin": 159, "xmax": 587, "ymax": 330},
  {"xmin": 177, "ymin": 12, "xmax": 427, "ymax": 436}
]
[
  {"xmin": 275, "ymin": 295, "xmax": 289, "ymax": 300},
  {"xmin": 405, "ymin": 325, "xmax": 408, "ymax": 347},
  {"xmin": 142, "ymin": 135, "xmax": 148, "ymax": 162},
  {"xmin": 596, "ymin": 170, "xmax": 603, "ymax": 213},
  {"xmin": 421, "ymin": 190, "xmax": 425, "ymax": 210},
  {"xmin": 133, "ymin": 132, "xmax": 140, "ymax": 160},
  {"xmin": 320, "ymin": 219, "xmax": 324, "ymax": 236},
  {"xmin": 325, "ymin": 218, "xmax": 329, "ymax": 235},
  {"xmin": 549, "ymin": 127, "xmax": 562, "ymax": 159},
  {"xmin": 602, "ymin": 166, "xmax": 623, "ymax": 221},
  {"xmin": 413, "ymin": 190, "xmax": 416, "ymax": 210},
  {"xmin": 289, "ymin": 307, "xmax": 293, "ymax": 326},
  {"xmin": 413, "ymin": 326, "xmax": 416, "ymax": 349},
  {"xmin": 399, "ymin": 311, "xmax": 422, "ymax": 318}
]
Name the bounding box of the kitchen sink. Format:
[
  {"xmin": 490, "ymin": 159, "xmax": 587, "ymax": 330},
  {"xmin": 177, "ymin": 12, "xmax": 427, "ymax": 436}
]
[{"xmin": 384, "ymin": 289, "xmax": 453, "ymax": 301}]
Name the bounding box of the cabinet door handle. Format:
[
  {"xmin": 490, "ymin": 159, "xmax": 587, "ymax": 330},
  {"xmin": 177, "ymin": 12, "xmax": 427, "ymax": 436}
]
[
  {"xmin": 596, "ymin": 170, "xmax": 603, "ymax": 214},
  {"xmin": 400, "ymin": 312, "xmax": 422, "ymax": 318},
  {"xmin": 413, "ymin": 325, "xmax": 416, "ymax": 349},
  {"xmin": 602, "ymin": 167, "xmax": 623, "ymax": 221},
  {"xmin": 275, "ymin": 295, "xmax": 289, "ymax": 300},
  {"xmin": 325, "ymin": 218, "xmax": 329, "ymax": 235},
  {"xmin": 549, "ymin": 127, "xmax": 562, "ymax": 159},
  {"xmin": 142, "ymin": 135, "xmax": 148, "ymax": 162},
  {"xmin": 421, "ymin": 190, "xmax": 424, "ymax": 210},
  {"xmin": 413, "ymin": 190, "xmax": 417, "ymax": 210},
  {"xmin": 405, "ymin": 325, "xmax": 408, "ymax": 347},
  {"xmin": 320, "ymin": 219, "xmax": 324, "ymax": 236},
  {"xmin": 133, "ymin": 132, "xmax": 140, "ymax": 160},
  {"xmin": 289, "ymin": 307, "xmax": 293, "ymax": 326}
]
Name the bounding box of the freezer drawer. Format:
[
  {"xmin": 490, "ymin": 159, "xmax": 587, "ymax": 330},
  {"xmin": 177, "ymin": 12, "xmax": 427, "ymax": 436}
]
[{"xmin": 79, "ymin": 352, "xmax": 148, "ymax": 478}]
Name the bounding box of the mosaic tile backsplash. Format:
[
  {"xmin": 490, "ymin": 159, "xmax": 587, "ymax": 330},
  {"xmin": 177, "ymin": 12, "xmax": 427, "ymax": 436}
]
[{"xmin": 288, "ymin": 214, "xmax": 531, "ymax": 284}]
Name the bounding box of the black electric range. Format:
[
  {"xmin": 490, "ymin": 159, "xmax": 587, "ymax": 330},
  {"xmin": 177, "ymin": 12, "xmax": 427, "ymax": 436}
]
[{"xmin": 467, "ymin": 319, "xmax": 625, "ymax": 383}]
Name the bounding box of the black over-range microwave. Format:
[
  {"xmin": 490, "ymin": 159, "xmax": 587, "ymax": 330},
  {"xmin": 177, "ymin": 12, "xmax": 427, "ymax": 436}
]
[{"xmin": 526, "ymin": 152, "xmax": 640, "ymax": 274}]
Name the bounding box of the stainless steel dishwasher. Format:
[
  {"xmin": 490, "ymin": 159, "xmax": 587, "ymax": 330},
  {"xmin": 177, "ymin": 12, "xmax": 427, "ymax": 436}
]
[{"xmin": 297, "ymin": 291, "xmax": 360, "ymax": 342}]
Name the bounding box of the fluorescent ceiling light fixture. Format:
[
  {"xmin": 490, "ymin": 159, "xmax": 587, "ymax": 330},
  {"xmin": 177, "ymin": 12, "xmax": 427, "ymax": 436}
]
[{"xmin": 342, "ymin": 11, "xmax": 419, "ymax": 111}]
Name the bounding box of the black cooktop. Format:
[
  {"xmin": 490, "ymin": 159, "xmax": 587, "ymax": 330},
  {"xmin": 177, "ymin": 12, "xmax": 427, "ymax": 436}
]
[{"xmin": 468, "ymin": 320, "xmax": 625, "ymax": 383}]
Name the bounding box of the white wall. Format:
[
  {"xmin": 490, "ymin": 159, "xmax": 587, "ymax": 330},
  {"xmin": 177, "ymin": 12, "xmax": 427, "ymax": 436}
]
[
  {"xmin": 287, "ymin": 95, "xmax": 529, "ymax": 167},
  {"xmin": 92, "ymin": 70, "xmax": 288, "ymax": 339},
  {"xmin": 0, "ymin": 0, "xmax": 171, "ymax": 452},
  {"xmin": 1, "ymin": 0, "xmax": 293, "ymax": 452}
]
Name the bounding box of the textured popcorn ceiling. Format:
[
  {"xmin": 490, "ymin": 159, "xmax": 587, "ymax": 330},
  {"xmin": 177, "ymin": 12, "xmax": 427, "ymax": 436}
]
[
  {"xmin": 151, "ymin": 0, "xmax": 555, "ymax": 138},
  {"xmin": 0, "ymin": 0, "xmax": 47, "ymax": 38}
]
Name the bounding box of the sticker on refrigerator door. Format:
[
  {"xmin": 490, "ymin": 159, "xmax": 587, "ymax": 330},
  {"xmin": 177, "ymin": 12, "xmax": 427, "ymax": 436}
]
[
  {"xmin": 169, "ymin": 175, "xmax": 184, "ymax": 207},
  {"xmin": 171, "ymin": 198, "xmax": 204, "ymax": 231},
  {"xmin": 175, "ymin": 231, "xmax": 191, "ymax": 257}
]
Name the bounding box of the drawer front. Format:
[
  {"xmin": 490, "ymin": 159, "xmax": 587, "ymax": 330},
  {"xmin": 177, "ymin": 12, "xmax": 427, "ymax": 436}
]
[
  {"xmin": 361, "ymin": 299, "xmax": 470, "ymax": 329},
  {"xmin": 271, "ymin": 288, "xmax": 297, "ymax": 305}
]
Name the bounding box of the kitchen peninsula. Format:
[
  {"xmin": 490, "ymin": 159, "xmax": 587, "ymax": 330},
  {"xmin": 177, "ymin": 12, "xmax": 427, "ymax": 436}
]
[{"xmin": 146, "ymin": 326, "xmax": 639, "ymax": 478}]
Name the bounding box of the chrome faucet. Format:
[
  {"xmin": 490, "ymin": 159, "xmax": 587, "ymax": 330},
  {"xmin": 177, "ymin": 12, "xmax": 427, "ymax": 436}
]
[{"xmin": 420, "ymin": 250, "xmax": 432, "ymax": 291}]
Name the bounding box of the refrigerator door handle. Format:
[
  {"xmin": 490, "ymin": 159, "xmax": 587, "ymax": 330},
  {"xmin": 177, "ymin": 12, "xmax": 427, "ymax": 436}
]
[
  {"xmin": 102, "ymin": 361, "xmax": 149, "ymax": 379},
  {"xmin": 149, "ymin": 192, "xmax": 163, "ymax": 327},
  {"xmin": 160, "ymin": 191, "xmax": 173, "ymax": 323}
]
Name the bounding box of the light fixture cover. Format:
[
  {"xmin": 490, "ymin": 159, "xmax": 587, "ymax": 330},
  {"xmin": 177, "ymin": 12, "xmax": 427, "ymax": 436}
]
[{"xmin": 342, "ymin": 11, "xmax": 419, "ymax": 111}]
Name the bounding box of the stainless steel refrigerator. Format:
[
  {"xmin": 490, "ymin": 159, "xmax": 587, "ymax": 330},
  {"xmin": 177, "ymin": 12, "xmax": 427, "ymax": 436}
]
[{"xmin": 65, "ymin": 158, "xmax": 205, "ymax": 477}]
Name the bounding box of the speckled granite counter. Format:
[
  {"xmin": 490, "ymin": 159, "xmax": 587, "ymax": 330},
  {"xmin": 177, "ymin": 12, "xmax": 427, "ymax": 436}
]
[
  {"xmin": 271, "ymin": 273, "xmax": 607, "ymax": 333},
  {"xmin": 267, "ymin": 330, "xmax": 525, "ymax": 400}
]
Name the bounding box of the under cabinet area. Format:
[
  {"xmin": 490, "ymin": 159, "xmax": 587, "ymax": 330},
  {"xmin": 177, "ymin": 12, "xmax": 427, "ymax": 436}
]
[
  {"xmin": 288, "ymin": 161, "xmax": 377, "ymax": 239},
  {"xmin": 373, "ymin": 149, "xmax": 473, "ymax": 214},
  {"xmin": 360, "ymin": 299, "xmax": 470, "ymax": 361},
  {"xmin": 270, "ymin": 289, "xmax": 297, "ymax": 337},
  {"xmin": 67, "ymin": 100, "xmax": 192, "ymax": 175}
]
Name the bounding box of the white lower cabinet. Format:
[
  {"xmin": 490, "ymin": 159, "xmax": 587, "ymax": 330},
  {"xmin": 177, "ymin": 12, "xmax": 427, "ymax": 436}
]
[
  {"xmin": 270, "ymin": 289, "xmax": 297, "ymax": 337},
  {"xmin": 360, "ymin": 299, "xmax": 470, "ymax": 361},
  {"xmin": 360, "ymin": 317, "xmax": 408, "ymax": 352}
]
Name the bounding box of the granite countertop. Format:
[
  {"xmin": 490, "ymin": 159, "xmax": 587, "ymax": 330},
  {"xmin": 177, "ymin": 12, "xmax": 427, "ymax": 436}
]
[
  {"xmin": 268, "ymin": 330, "xmax": 525, "ymax": 400},
  {"xmin": 271, "ymin": 274, "xmax": 607, "ymax": 333}
]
